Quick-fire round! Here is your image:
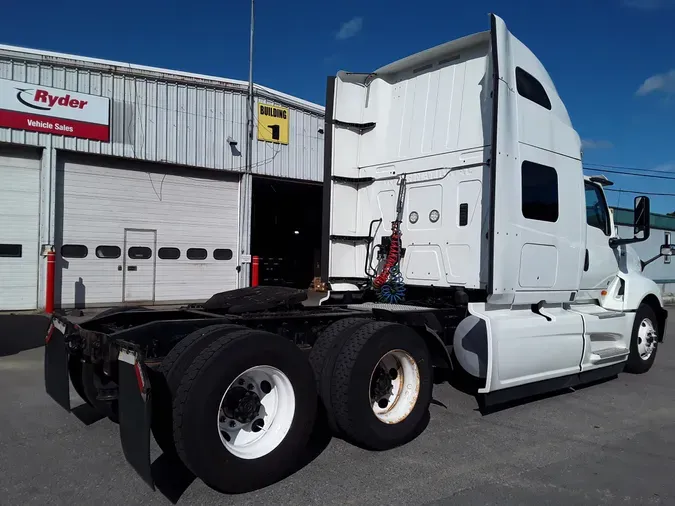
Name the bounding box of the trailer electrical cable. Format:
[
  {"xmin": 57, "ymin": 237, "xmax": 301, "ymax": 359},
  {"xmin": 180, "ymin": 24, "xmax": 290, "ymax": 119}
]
[{"xmin": 372, "ymin": 175, "xmax": 407, "ymax": 303}]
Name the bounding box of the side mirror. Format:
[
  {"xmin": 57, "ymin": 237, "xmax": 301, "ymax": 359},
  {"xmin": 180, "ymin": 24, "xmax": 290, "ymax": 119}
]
[
  {"xmin": 633, "ymin": 196, "xmax": 650, "ymax": 240},
  {"xmin": 663, "ymin": 232, "xmax": 672, "ymax": 264},
  {"xmin": 609, "ymin": 195, "xmax": 651, "ymax": 248}
]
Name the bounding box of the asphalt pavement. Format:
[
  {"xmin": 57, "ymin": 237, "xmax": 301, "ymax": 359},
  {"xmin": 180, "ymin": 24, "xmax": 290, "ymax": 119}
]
[{"xmin": 1, "ymin": 312, "xmax": 674, "ymax": 505}]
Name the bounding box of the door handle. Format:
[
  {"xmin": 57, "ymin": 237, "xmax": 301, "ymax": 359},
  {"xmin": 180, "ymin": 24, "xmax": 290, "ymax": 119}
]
[
  {"xmin": 118, "ymin": 265, "xmax": 122, "ymax": 271},
  {"xmin": 127, "ymin": 265, "xmax": 138, "ymax": 271},
  {"xmin": 584, "ymin": 250, "xmax": 589, "ymax": 272}
]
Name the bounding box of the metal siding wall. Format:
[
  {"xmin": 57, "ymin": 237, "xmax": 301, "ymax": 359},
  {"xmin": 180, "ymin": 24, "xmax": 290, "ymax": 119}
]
[
  {"xmin": 0, "ymin": 56, "xmax": 322, "ymax": 181},
  {"xmin": 253, "ymin": 96, "xmax": 324, "ymax": 182}
]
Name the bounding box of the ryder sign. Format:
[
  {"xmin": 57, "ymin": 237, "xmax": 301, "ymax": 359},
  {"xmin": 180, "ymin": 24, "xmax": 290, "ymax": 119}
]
[{"xmin": 0, "ymin": 78, "xmax": 110, "ymax": 141}]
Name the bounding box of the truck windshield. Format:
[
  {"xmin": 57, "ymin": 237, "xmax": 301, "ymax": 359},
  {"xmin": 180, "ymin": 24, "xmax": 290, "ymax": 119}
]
[{"xmin": 584, "ymin": 182, "xmax": 611, "ymax": 236}]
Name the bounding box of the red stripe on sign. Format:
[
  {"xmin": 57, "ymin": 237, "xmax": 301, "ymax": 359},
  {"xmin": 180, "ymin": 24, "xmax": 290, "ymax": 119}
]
[{"xmin": 0, "ymin": 108, "xmax": 110, "ymax": 142}]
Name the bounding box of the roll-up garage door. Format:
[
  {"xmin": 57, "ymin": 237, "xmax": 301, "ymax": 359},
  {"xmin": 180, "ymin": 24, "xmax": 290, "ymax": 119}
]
[
  {"xmin": 55, "ymin": 155, "xmax": 240, "ymax": 308},
  {"xmin": 0, "ymin": 146, "xmax": 41, "ymax": 311}
]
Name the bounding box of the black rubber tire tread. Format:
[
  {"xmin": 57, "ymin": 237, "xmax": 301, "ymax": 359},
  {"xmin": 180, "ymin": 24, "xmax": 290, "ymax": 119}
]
[
  {"xmin": 330, "ymin": 320, "xmax": 433, "ymax": 450},
  {"xmin": 308, "ymin": 317, "xmax": 373, "ymax": 432},
  {"xmin": 151, "ymin": 324, "xmax": 245, "ymax": 455},
  {"xmin": 625, "ymin": 303, "xmax": 659, "ymax": 374},
  {"xmin": 172, "ymin": 329, "xmax": 318, "ymax": 493},
  {"xmin": 159, "ymin": 324, "xmax": 244, "ymax": 377}
]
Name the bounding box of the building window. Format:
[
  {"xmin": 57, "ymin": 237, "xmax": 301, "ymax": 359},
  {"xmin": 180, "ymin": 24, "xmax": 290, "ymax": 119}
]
[
  {"xmin": 0, "ymin": 244, "xmax": 22, "ymax": 258},
  {"xmin": 187, "ymin": 248, "xmax": 208, "ymax": 260},
  {"xmin": 61, "ymin": 244, "xmax": 88, "ymax": 258},
  {"xmin": 96, "ymin": 245, "xmax": 121, "ymax": 259},
  {"xmin": 158, "ymin": 247, "xmax": 181, "ymax": 260},
  {"xmin": 214, "ymin": 248, "xmax": 233, "ymax": 260},
  {"xmin": 128, "ymin": 247, "xmax": 152, "ymax": 260},
  {"xmin": 516, "ymin": 67, "xmax": 552, "ymax": 111},
  {"xmin": 521, "ymin": 161, "xmax": 559, "ymax": 223},
  {"xmin": 584, "ymin": 182, "xmax": 611, "ymax": 235}
]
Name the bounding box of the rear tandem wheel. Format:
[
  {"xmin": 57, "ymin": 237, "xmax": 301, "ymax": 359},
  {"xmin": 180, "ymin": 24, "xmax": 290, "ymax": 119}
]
[
  {"xmin": 170, "ymin": 328, "xmax": 318, "ymax": 493},
  {"xmin": 311, "ymin": 319, "xmax": 433, "ymax": 450}
]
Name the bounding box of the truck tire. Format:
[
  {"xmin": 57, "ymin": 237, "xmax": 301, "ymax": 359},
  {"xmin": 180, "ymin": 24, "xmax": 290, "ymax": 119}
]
[
  {"xmin": 172, "ymin": 329, "xmax": 318, "ymax": 493},
  {"xmin": 625, "ymin": 303, "xmax": 660, "ymax": 374},
  {"xmin": 308, "ymin": 317, "xmax": 373, "ymax": 431},
  {"xmin": 330, "ymin": 321, "xmax": 433, "ymax": 450},
  {"xmin": 151, "ymin": 324, "xmax": 245, "ymax": 456}
]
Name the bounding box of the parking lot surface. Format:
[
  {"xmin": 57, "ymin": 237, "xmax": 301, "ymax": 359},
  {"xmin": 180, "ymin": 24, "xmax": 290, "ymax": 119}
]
[{"xmin": 1, "ymin": 311, "xmax": 674, "ymax": 505}]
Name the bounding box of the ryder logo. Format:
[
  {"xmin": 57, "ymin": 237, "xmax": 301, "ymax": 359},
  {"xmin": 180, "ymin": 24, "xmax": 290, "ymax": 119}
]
[
  {"xmin": 15, "ymin": 87, "xmax": 89, "ymax": 111},
  {"xmin": 0, "ymin": 77, "xmax": 110, "ymax": 141}
]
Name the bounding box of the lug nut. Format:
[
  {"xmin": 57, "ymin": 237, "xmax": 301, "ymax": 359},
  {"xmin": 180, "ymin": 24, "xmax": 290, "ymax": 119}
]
[
  {"xmin": 238, "ymin": 378, "xmax": 245, "ymax": 386},
  {"xmin": 229, "ymin": 420, "xmax": 236, "ymax": 428},
  {"xmin": 247, "ymin": 383, "xmax": 255, "ymax": 390}
]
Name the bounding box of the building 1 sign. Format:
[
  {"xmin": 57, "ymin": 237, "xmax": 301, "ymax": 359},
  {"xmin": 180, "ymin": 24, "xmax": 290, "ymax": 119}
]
[
  {"xmin": 257, "ymin": 103, "xmax": 289, "ymax": 145},
  {"xmin": 0, "ymin": 78, "xmax": 110, "ymax": 142}
]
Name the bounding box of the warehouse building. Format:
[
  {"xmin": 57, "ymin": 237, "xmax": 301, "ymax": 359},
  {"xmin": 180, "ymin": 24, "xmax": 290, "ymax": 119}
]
[{"xmin": 0, "ymin": 44, "xmax": 324, "ymax": 311}]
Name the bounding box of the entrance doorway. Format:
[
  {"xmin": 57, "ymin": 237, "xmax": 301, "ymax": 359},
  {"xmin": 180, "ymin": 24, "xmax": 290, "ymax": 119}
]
[
  {"xmin": 251, "ymin": 176, "xmax": 322, "ymax": 289},
  {"xmin": 123, "ymin": 229, "xmax": 157, "ymax": 303}
]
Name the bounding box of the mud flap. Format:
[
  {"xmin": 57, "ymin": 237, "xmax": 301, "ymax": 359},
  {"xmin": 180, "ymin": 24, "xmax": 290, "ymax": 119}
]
[
  {"xmin": 44, "ymin": 320, "xmax": 72, "ymax": 412},
  {"xmin": 118, "ymin": 348, "xmax": 155, "ymax": 490}
]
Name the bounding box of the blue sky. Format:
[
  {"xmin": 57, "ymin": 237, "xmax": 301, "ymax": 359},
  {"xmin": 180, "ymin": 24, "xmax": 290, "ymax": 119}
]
[{"xmin": 2, "ymin": 0, "xmax": 674, "ymax": 213}]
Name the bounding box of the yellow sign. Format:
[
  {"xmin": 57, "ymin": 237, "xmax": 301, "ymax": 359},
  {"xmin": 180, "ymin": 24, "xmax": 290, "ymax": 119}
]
[{"xmin": 257, "ymin": 103, "xmax": 289, "ymax": 145}]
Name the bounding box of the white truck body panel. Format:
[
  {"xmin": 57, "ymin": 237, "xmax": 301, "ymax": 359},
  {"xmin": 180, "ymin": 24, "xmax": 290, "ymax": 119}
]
[
  {"xmin": 325, "ymin": 13, "xmax": 667, "ymax": 395},
  {"xmin": 325, "ymin": 15, "xmax": 587, "ymax": 304},
  {"xmin": 328, "ymin": 32, "xmax": 492, "ymax": 289}
]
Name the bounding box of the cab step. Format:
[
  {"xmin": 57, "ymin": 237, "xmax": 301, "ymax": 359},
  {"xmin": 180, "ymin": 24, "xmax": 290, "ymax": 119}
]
[{"xmin": 590, "ymin": 346, "xmax": 629, "ymax": 363}]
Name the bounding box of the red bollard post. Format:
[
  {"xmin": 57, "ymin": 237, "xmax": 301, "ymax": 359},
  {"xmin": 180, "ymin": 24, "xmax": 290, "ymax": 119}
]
[
  {"xmin": 45, "ymin": 249, "xmax": 55, "ymax": 314},
  {"xmin": 251, "ymin": 256, "xmax": 260, "ymax": 287}
]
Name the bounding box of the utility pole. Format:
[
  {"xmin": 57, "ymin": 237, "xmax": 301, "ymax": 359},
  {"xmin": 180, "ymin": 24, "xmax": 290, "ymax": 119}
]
[
  {"xmin": 246, "ymin": 0, "xmax": 255, "ymax": 174},
  {"xmin": 240, "ymin": 0, "xmax": 255, "ymax": 288}
]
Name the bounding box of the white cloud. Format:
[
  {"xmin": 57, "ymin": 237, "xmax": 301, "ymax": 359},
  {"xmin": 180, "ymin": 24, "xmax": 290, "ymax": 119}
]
[
  {"xmin": 654, "ymin": 162, "xmax": 675, "ymax": 172},
  {"xmin": 336, "ymin": 17, "xmax": 363, "ymax": 40},
  {"xmin": 636, "ymin": 69, "xmax": 675, "ymax": 96},
  {"xmin": 623, "ymin": 0, "xmax": 674, "ymax": 9},
  {"xmin": 581, "ymin": 139, "xmax": 614, "ymax": 149}
]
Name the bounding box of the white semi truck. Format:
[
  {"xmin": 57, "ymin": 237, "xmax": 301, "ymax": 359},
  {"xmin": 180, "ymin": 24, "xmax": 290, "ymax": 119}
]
[{"xmin": 44, "ymin": 13, "xmax": 670, "ymax": 496}]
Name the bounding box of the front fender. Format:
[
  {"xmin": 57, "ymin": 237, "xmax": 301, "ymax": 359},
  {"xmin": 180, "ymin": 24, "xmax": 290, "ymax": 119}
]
[{"xmin": 621, "ymin": 272, "xmax": 664, "ymax": 312}]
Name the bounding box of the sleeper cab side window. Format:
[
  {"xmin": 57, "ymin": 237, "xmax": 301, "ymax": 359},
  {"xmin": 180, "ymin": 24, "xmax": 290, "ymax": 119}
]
[
  {"xmin": 584, "ymin": 182, "xmax": 611, "ymax": 235},
  {"xmin": 516, "ymin": 67, "xmax": 552, "ymax": 111},
  {"xmin": 521, "ymin": 161, "xmax": 559, "ymax": 223}
]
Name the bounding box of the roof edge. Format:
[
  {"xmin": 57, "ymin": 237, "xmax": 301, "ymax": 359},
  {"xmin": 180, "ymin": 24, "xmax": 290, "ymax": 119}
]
[{"xmin": 0, "ymin": 43, "xmax": 325, "ymax": 115}]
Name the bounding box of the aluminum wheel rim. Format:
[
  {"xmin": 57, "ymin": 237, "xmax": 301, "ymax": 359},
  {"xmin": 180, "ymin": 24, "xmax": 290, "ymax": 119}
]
[
  {"xmin": 216, "ymin": 365, "xmax": 295, "ymax": 460},
  {"xmin": 369, "ymin": 349, "xmax": 420, "ymax": 424},
  {"xmin": 637, "ymin": 317, "xmax": 657, "ymax": 360}
]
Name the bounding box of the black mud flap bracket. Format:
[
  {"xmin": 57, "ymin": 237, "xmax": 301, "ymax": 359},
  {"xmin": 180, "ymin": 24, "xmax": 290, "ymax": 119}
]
[
  {"xmin": 117, "ymin": 344, "xmax": 155, "ymax": 491},
  {"xmin": 44, "ymin": 317, "xmax": 73, "ymax": 412}
]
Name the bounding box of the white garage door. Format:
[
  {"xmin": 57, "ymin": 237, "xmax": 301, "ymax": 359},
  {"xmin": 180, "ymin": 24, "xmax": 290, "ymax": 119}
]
[
  {"xmin": 56, "ymin": 156, "xmax": 240, "ymax": 308},
  {"xmin": 0, "ymin": 147, "xmax": 41, "ymax": 311}
]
